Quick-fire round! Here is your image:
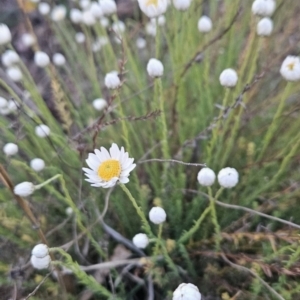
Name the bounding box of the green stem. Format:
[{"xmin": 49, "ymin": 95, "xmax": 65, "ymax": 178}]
[
  {"xmin": 153, "ymin": 223, "xmax": 163, "ymax": 256},
  {"xmin": 35, "ymin": 174, "xmax": 61, "ymax": 190},
  {"xmin": 208, "ymin": 187, "xmax": 221, "ymax": 250}
]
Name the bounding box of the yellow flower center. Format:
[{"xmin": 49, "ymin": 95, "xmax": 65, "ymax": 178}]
[
  {"xmin": 97, "ymin": 159, "xmax": 121, "ymax": 181},
  {"xmin": 146, "ymin": 0, "xmax": 158, "ymax": 6},
  {"xmin": 287, "ymin": 62, "xmax": 295, "ymax": 70}
]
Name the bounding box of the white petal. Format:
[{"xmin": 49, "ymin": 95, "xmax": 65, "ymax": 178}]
[
  {"xmin": 119, "ymin": 177, "xmax": 129, "ymax": 184},
  {"xmin": 122, "ymin": 158, "xmax": 134, "ymax": 170},
  {"xmin": 100, "ymin": 147, "xmax": 111, "ymax": 159},
  {"xmin": 82, "ymin": 168, "xmax": 97, "ymax": 175},
  {"xmin": 86, "ymin": 154, "xmax": 100, "ymax": 171},
  {"xmin": 109, "ymin": 143, "xmax": 120, "ymax": 160}
]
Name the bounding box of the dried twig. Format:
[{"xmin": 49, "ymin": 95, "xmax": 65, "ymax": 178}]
[
  {"xmin": 24, "ymin": 273, "xmax": 51, "ymax": 300},
  {"xmin": 139, "ymin": 158, "xmax": 206, "ymax": 167}
]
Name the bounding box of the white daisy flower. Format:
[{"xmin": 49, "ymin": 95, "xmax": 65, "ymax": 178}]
[{"xmin": 82, "ymin": 143, "xmax": 136, "ymax": 188}]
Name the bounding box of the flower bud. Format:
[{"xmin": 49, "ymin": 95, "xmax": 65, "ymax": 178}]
[
  {"xmin": 104, "ymin": 71, "xmax": 121, "ymax": 89},
  {"xmin": 197, "ymin": 16, "xmax": 212, "ymax": 33},
  {"xmin": 90, "ymin": 2, "xmax": 104, "ymax": 18},
  {"xmin": 38, "ymin": 2, "xmax": 50, "ymax": 15},
  {"xmin": 32, "ymin": 244, "xmax": 49, "ymax": 258},
  {"xmin": 51, "ymin": 5, "xmax": 67, "ymax": 22},
  {"xmin": 137, "ymin": 0, "xmax": 168, "ymax": 18},
  {"xmin": 219, "ymin": 68, "xmax": 238, "ymax": 87},
  {"xmin": 132, "ymin": 233, "xmax": 149, "ymax": 249},
  {"xmin": 147, "ymin": 58, "xmax": 164, "ymax": 78},
  {"xmin": 53, "ymin": 53, "xmax": 66, "ymax": 66},
  {"xmin": 93, "ymin": 98, "xmax": 107, "ymax": 111},
  {"xmin": 30, "ymin": 158, "xmax": 45, "ymax": 172},
  {"xmin": 257, "ymin": 17, "xmax": 273, "ymax": 36},
  {"xmin": 82, "ymin": 10, "xmax": 96, "ymax": 26},
  {"xmin": 31, "ymin": 255, "xmax": 51, "ymax": 270},
  {"xmin": 173, "ymin": 283, "xmax": 201, "ymax": 300},
  {"xmin": 35, "ymin": 124, "xmax": 51, "ymax": 138},
  {"xmin": 7, "ymin": 66, "xmax": 23, "ymax": 82},
  {"xmin": 14, "ymin": 182, "xmax": 35, "ymax": 197},
  {"xmin": 252, "ymin": 0, "xmax": 276, "ymax": 17},
  {"xmin": 197, "ymin": 168, "xmax": 216, "ymax": 186},
  {"xmin": 280, "ymin": 56, "xmax": 300, "ymax": 82},
  {"xmin": 149, "ymin": 207, "xmax": 167, "ymax": 224},
  {"xmin": 0, "ymin": 97, "xmax": 7, "ymax": 109},
  {"xmin": 173, "ymin": 0, "xmax": 192, "ymax": 11},
  {"xmin": 21, "ymin": 33, "xmax": 36, "ymax": 47},
  {"xmin": 0, "ymin": 24, "xmax": 12, "ymax": 45},
  {"xmin": 217, "ymin": 167, "xmax": 239, "ymax": 188},
  {"xmin": 70, "ymin": 8, "xmax": 83, "ymax": 24},
  {"xmin": 2, "ymin": 50, "xmax": 19, "ymax": 67},
  {"xmin": 75, "ymin": 32, "xmax": 86, "ymax": 44},
  {"xmin": 3, "ymin": 143, "xmax": 18, "ymax": 156},
  {"xmin": 100, "ymin": 0, "xmax": 117, "ymax": 16},
  {"xmin": 34, "ymin": 51, "xmax": 50, "ymax": 68},
  {"xmin": 136, "ymin": 37, "xmax": 146, "ymax": 49},
  {"xmin": 112, "ymin": 21, "xmax": 126, "ymax": 35}
]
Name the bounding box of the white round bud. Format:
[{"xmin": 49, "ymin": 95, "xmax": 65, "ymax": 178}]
[
  {"xmin": 173, "ymin": 0, "xmax": 192, "ymax": 11},
  {"xmin": 173, "ymin": 283, "xmax": 201, "ymax": 300},
  {"xmin": 100, "ymin": 17, "xmax": 109, "ymax": 28},
  {"xmin": 197, "ymin": 168, "xmax": 216, "ymax": 186},
  {"xmin": 75, "ymin": 32, "xmax": 86, "ymax": 44},
  {"xmin": 257, "ymin": 17, "xmax": 273, "ymax": 36},
  {"xmin": 280, "ymin": 56, "xmax": 300, "ymax": 82},
  {"xmin": 149, "ymin": 207, "xmax": 167, "ymax": 224},
  {"xmin": 30, "ymin": 158, "xmax": 45, "ymax": 172},
  {"xmin": 104, "ymin": 72, "xmax": 121, "ymax": 89},
  {"xmin": 7, "ymin": 66, "xmax": 22, "ymax": 82},
  {"xmin": 90, "ymin": 2, "xmax": 104, "ymax": 18},
  {"xmin": 51, "ymin": 5, "xmax": 67, "ymax": 22},
  {"xmin": 52, "ymin": 53, "xmax": 66, "ymax": 66},
  {"xmin": 112, "ymin": 21, "xmax": 126, "ymax": 35},
  {"xmin": 7, "ymin": 100, "xmax": 18, "ymax": 112},
  {"xmin": 217, "ymin": 167, "xmax": 239, "ymax": 188},
  {"xmin": 146, "ymin": 22, "xmax": 157, "ymax": 36},
  {"xmin": 252, "ymin": 0, "xmax": 276, "ymax": 17},
  {"xmin": 0, "ymin": 24, "xmax": 12, "ymax": 45},
  {"xmin": 38, "ymin": 2, "xmax": 50, "ymax": 15},
  {"xmin": 82, "ymin": 10, "xmax": 96, "ymax": 26},
  {"xmin": 3, "ymin": 143, "xmax": 18, "ymax": 156},
  {"xmin": 0, "ymin": 97, "xmax": 7, "ymax": 108},
  {"xmin": 219, "ymin": 68, "xmax": 238, "ymax": 87},
  {"xmin": 66, "ymin": 207, "xmax": 73, "ymax": 216},
  {"xmin": 35, "ymin": 124, "xmax": 51, "ymax": 138},
  {"xmin": 197, "ymin": 16, "xmax": 212, "ymax": 33},
  {"xmin": 32, "ymin": 244, "xmax": 49, "ymax": 258},
  {"xmin": 137, "ymin": 0, "xmax": 168, "ymax": 18},
  {"xmin": 147, "ymin": 58, "xmax": 164, "ymax": 78},
  {"xmin": 14, "ymin": 182, "xmax": 35, "ymax": 197},
  {"xmin": 30, "ymin": 255, "xmax": 51, "ymax": 270},
  {"xmin": 93, "ymin": 98, "xmax": 107, "ymax": 111},
  {"xmin": 70, "ymin": 8, "xmax": 83, "ymax": 24},
  {"xmin": 136, "ymin": 37, "xmax": 146, "ymax": 49},
  {"xmin": 2, "ymin": 50, "xmax": 19, "ymax": 67},
  {"xmin": 100, "ymin": 0, "xmax": 117, "ymax": 16},
  {"xmin": 79, "ymin": 0, "xmax": 91, "ymax": 9},
  {"xmin": 132, "ymin": 233, "xmax": 149, "ymax": 249},
  {"xmin": 34, "ymin": 51, "xmax": 50, "ymax": 68},
  {"xmin": 21, "ymin": 33, "xmax": 36, "ymax": 47}
]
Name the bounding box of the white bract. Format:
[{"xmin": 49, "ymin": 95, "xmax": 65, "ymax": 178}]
[
  {"xmin": 14, "ymin": 182, "xmax": 35, "ymax": 197},
  {"xmin": 32, "ymin": 244, "xmax": 49, "ymax": 258},
  {"xmin": 35, "ymin": 124, "xmax": 51, "ymax": 138},
  {"xmin": 30, "ymin": 158, "xmax": 45, "ymax": 172},
  {"xmin": 70, "ymin": 8, "xmax": 83, "ymax": 23},
  {"xmin": 252, "ymin": 0, "xmax": 276, "ymax": 17},
  {"xmin": 75, "ymin": 32, "xmax": 86, "ymax": 43},
  {"xmin": 257, "ymin": 17, "xmax": 273, "ymax": 36},
  {"xmin": 0, "ymin": 23, "xmax": 12, "ymax": 45},
  {"xmin": 53, "ymin": 53, "xmax": 66, "ymax": 66},
  {"xmin": 132, "ymin": 233, "xmax": 149, "ymax": 249},
  {"xmin": 104, "ymin": 72, "xmax": 121, "ymax": 89},
  {"xmin": 173, "ymin": 283, "xmax": 201, "ymax": 300},
  {"xmin": 3, "ymin": 143, "xmax": 18, "ymax": 156},
  {"xmin": 31, "ymin": 255, "xmax": 51, "ymax": 270},
  {"xmin": 82, "ymin": 143, "xmax": 136, "ymax": 188},
  {"xmin": 149, "ymin": 207, "xmax": 167, "ymax": 224},
  {"xmin": 198, "ymin": 16, "xmax": 212, "ymax": 33},
  {"xmin": 218, "ymin": 167, "xmax": 239, "ymax": 188},
  {"xmin": 34, "ymin": 51, "xmax": 50, "ymax": 68},
  {"xmin": 173, "ymin": 0, "xmax": 192, "ymax": 11},
  {"xmin": 137, "ymin": 0, "xmax": 168, "ymax": 18},
  {"xmin": 197, "ymin": 168, "xmax": 216, "ymax": 186},
  {"xmin": 219, "ymin": 68, "xmax": 238, "ymax": 87},
  {"xmin": 7, "ymin": 67, "xmax": 23, "ymax": 82},
  {"xmin": 51, "ymin": 5, "xmax": 67, "ymax": 22},
  {"xmin": 38, "ymin": 2, "xmax": 50, "ymax": 15},
  {"xmin": 21, "ymin": 33, "xmax": 35, "ymax": 47},
  {"xmin": 2, "ymin": 50, "xmax": 20, "ymax": 67},
  {"xmin": 280, "ymin": 56, "xmax": 300, "ymax": 82},
  {"xmin": 100, "ymin": 0, "xmax": 117, "ymax": 16},
  {"xmin": 147, "ymin": 58, "xmax": 164, "ymax": 78},
  {"xmin": 93, "ymin": 98, "xmax": 107, "ymax": 111}
]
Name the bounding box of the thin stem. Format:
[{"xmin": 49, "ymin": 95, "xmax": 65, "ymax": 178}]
[
  {"xmin": 208, "ymin": 187, "xmax": 221, "ymax": 250},
  {"xmin": 35, "ymin": 174, "xmax": 61, "ymax": 190},
  {"xmin": 119, "ymin": 183, "xmax": 153, "ymax": 237},
  {"xmin": 153, "ymin": 224, "xmax": 163, "ymax": 256}
]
